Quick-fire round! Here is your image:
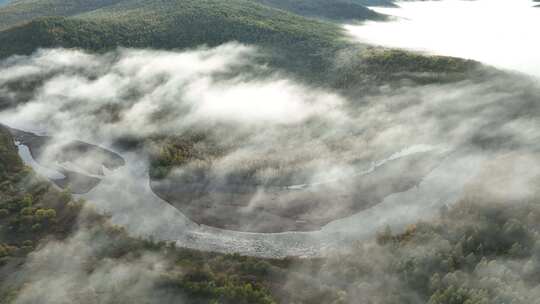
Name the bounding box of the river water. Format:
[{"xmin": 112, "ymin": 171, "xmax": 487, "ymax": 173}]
[{"xmin": 15, "ymin": 137, "xmax": 483, "ymax": 258}]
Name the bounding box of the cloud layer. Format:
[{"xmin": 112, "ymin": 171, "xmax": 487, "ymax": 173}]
[
  {"xmin": 1, "ymin": 41, "xmax": 540, "ymax": 254},
  {"xmin": 346, "ymin": 0, "xmax": 540, "ymax": 78}
]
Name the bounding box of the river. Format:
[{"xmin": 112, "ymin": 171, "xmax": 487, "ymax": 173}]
[{"xmin": 14, "ymin": 134, "xmax": 483, "ymax": 258}]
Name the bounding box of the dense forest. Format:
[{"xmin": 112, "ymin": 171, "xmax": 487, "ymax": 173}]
[{"xmin": 0, "ymin": 0, "xmax": 345, "ymax": 80}]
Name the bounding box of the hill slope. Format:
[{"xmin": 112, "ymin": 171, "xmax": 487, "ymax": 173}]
[
  {"xmin": 0, "ymin": 0, "xmax": 350, "ymax": 79},
  {"xmin": 0, "ymin": 0, "xmax": 385, "ymax": 31},
  {"xmin": 0, "ymin": 0, "xmax": 479, "ymax": 88},
  {"xmin": 0, "ymin": 0, "xmax": 124, "ymax": 30},
  {"xmin": 353, "ymin": 0, "xmax": 396, "ymax": 7},
  {"xmin": 252, "ymin": 0, "xmax": 385, "ymax": 21}
]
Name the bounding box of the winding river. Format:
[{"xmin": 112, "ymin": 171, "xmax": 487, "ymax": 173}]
[{"xmin": 13, "ymin": 128, "xmax": 484, "ymax": 258}]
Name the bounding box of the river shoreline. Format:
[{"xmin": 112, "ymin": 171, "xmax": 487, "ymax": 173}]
[{"xmin": 5, "ymin": 124, "xmax": 483, "ymax": 258}]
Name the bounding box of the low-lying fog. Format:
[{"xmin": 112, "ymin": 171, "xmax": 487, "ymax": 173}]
[
  {"xmin": 1, "ymin": 1, "xmax": 540, "ymax": 257},
  {"xmin": 346, "ymin": 0, "xmax": 540, "ymax": 78},
  {"xmin": 3, "ymin": 44, "xmax": 540, "ymax": 257}
]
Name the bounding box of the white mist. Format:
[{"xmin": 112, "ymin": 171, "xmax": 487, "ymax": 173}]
[{"xmin": 346, "ymin": 0, "xmax": 540, "ymax": 78}]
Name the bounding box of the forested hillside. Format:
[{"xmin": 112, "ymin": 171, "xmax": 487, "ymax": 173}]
[
  {"xmin": 0, "ymin": 0, "xmax": 350, "ymax": 79},
  {"xmin": 0, "ymin": 0, "xmax": 392, "ymax": 32},
  {"xmin": 252, "ymin": 0, "xmax": 384, "ymax": 21},
  {"xmin": 0, "ymin": 0, "xmax": 124, "ymax": 30},
  {"xmin": 353, "ymin": 0, "xmax": 396, "ymax": 7},
  {"xmin": 0, "ymin": 0, "xmax": 483, "ymax": 87}
]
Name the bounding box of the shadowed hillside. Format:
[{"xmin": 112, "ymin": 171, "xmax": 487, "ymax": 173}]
[
  {"xmin": 252, "ymin": 0, "xmax": 385, "ymax": 21},
  {"xmin": 0, "ymin": 0, "xmax": 391, "ymax": 32},
  {"xmin": 0, "ymin": 0, "xmax": 124, "ymax": 30}
]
